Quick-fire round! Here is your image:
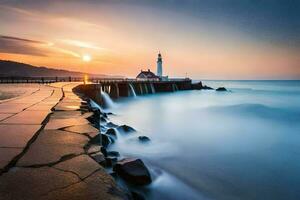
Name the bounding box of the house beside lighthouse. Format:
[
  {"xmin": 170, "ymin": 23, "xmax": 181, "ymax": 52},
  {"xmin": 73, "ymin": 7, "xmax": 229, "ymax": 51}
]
[{"xmin": 136, "ymin": 52, "xmax": 168, "ymax": 81}]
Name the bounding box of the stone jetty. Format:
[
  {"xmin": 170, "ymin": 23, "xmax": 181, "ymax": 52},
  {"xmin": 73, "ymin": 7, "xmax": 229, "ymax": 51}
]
[{"xmin": 0, "ymin": 83, "xmax": 128, "ymax": 200}]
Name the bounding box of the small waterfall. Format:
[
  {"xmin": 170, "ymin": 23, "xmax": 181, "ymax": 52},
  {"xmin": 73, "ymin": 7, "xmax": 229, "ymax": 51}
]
[
  {"xmin": 89, "ymin": 99, "xmax": 104, "ymax": 113},
  {"xmin": 101, "ymin": 91, "xmax": 115, "ymax": 108},
  {"xmin": 150, "ymin": 83, "xmax": 156, "ymax": 94},
  {"xmin": 144, "ymin": 84, "xmax": 149, "ymax": 94},
  {"xmin": 139, "ymin": 84, "xmax": 144, "ymax": 95},
  {"xmin": 129, "ymin": 83, "xmax": 137, "ymax": 97},
  {"xmin": 172, "ymin": 83, "xmax": 179, "ymax": 92}
]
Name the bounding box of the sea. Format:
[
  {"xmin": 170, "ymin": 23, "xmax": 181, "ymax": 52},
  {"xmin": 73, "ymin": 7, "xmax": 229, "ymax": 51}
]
[{"xmin": 99, "ymin": 80, "xmax": 300, "ymax": 200}]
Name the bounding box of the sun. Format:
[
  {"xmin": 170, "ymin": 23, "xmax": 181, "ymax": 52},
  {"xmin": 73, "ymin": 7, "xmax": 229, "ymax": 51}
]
[{"xmin": 82, "ymin": 54, "xmax": 92, "ymax": 62}]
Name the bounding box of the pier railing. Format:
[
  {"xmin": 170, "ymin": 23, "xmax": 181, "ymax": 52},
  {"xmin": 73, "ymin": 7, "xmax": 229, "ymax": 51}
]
[{"xmin": 0, "ymin": 76, "xmax": 191, "ymax": 84}]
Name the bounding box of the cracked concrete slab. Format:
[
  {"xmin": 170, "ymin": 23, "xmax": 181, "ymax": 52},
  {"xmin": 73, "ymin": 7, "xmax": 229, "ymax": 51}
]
[
  {"xmin": 17, "ymin": 130, "xmax": 88, "ymax": 167},
  {"xmin": 0, "ymin": 113, "xmax": 12, "ymax": 121},
  {"xmin": 42, "ymin": 170, "xmax": 126, "ymax": 200},
  {"xmin": 0, "ymin": 148, "xmax": 22, "ymax": 171},
  {"xmin": 63, "ymin": 124, "xmax": 99, "ymax": 138},
  {"xmin": 0, "ymin": 124, "xmax": 41, "ymax": 148},
  {"xmin": 51, "ymin": 111, "xmax": 84, "ymax": 119},
  {"xmin": 1, "ymin": 110, "xmax": 50, "ymax": 125},
  {"xmin": 54, "ymin": 154, "xmax": 101, "ymax": 179},
  {"xmin": 0, "ymin": 167, "xmax": 79, "ymax": 200},
  {"xmin": 44, "ymin": 118, "xmax": 90, "ymax": 130}
]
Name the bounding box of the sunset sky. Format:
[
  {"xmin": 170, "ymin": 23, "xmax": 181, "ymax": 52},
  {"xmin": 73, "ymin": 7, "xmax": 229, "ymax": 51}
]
[{"xmin": 0, "ymin": 0, "xmax": 299, "ymax": 79}]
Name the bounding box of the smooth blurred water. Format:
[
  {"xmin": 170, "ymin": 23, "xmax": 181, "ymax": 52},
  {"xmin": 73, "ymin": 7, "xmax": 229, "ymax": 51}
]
[{"xmin": 106, "ymin": 80, "xmax": 300, "ymax": 200}]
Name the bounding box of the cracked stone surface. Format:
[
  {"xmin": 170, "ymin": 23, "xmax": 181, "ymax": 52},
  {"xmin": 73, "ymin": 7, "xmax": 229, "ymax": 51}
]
[
  {"xmin": 17, "ymin": 129, "xmax": 87, "ymax": 167},
  {"xmin": 1, "ymin": 110, "xmax": 50, "ymax": 125},
  {"xmin": 0, "ymin": 167, "xmax": 79, "ymax": 200},
  {"xmin": 54, "ymin": 154, "xmax": 101, "ymax": 179},
  {"xmin": 0, "ymin": 83, "xmax": 127, "ymax": 200},
  {"xmin": 63, "ymin": 124, "xmax": 99, "ymax": 138},
  {"xmin": 0, "ymin": 148, "xmax": 22, "ymax": 171},
  {"xmin": 44, "ymin": 117, "xmax": 90, "ymax": 130},
  {"xmin": 42, "ymin": 170, "xmax": 126, "ymax": 200}
]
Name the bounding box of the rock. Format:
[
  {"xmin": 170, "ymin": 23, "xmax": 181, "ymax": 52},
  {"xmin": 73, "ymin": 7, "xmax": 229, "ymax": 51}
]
[
  {"xmin": 191, "ymin": 81, "xmax": 203, "ymax": 90},
  {"xmin": 138, "ymin": 136, "xmax": 150, "ymax": 143},
  {"xmin": 216, "ymin": 87, "xmax": 227, "ymax": 91},
  {"xmin": 89, "ymin": 134, "xmax": 111, "ymax": 148},
  {"xmin": 100, "ymin": 116, "xmax": 108, "ymax": 123},
  {"xmin": 102, "ymin": 113, "xmax": 108, "ymax": 118},
  {"xmin": 106, "ymin": 122, "xmax": 118, "ymax": 128},
  {"xmin": 90, "ymin": 152, "xmax": 106, "ymax": 164},
  {"xmin": 117, "ymin": 125, "xmax": 136, "ymax": 133},
  {"xmin": 107, "ymin": 151, "xmax": 120, "ymax": 157},
  {"xmin": 106, "ymin": 128, "xmax": 117, "ymax": 138},
  {"xmin": 131, "ymin": 191, "xmax": 146, "ymax": 200},
  {"xmin": 113, "ymin": 158, "xmax": 152, "ymax": 185},
  {"xmin": 105, "ymin": 156, "xmax": 118, "ymax": 167},
  {"xmin": 202, "ymin": 85, "xmax": 214, "ymax": 90},
  {"xmin": 87, "ymin": 145, "xmax": 101, "ymax": 154}
]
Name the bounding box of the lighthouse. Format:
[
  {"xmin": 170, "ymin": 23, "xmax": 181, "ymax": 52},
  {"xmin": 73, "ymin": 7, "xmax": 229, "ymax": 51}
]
[{"xmin": 157, "ymin": 52, "xmax": 163, "ymax": 77}]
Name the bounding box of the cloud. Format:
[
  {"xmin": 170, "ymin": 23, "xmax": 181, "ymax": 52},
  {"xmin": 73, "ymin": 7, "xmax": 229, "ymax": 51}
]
[
  {"xmin": 0, "ymin": 35, "xmax": 49, "ymax": 56},
  {"xmin": 0, "ymin": 35, "xmax": 80, "ymax": 58},
  {"xmin": 0, "ymin": 35, "xmax": 48, "ymax": 45},
  {"xmin": 61, "ymin": 39, "xmax": 105, "ymax": 50}
]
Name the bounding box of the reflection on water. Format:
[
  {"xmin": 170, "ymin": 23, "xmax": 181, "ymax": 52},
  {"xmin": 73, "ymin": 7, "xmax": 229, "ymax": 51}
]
[{"xmin": 106, "ymin": 80, "xmax": 300, "ymax": 200}]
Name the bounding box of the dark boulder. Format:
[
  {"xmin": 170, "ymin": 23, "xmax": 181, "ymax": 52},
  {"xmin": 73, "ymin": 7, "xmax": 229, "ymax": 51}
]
[
  {"xmin": 105, "ymin": 156, "xmax": 118, "ymax": 167},
  {"xmin": 191, "ymin": 81, "xmax": 203, "ymax": 90},
  {"xmin": 90, "ymin": 152, "xmax": 105, "ymax": 164},
  {"xmin": 202, "ymin": 85, "xmax": 214, "ymax": 90},
  {"xmin": 107, "ymin": 151, "xmax": 120, "ymax": 157},
  {"xmin": 100, "ymin": 116, "xmax": 108, "ymax": 123},
  {"xmin": 113, "ymin": 158, "xmax": 152, "ymax": 185},
  {"xmin": 216, "ymin": 87, "xmax": 227, "ymax": 91},
  {"xmin": 117, "ymin": 125, "xmax": 136, "ymax": 133},
  {"xmin": 138, "ymin": 136, "xmax": 150, "ymax": 143},
  {"xmin": 106, "ymin": 128, "xmax": 117, "ymax": 138},
  {"xmin": 131, "ymin": 191, "xmax": 145, "ymax": 200},
  {"xmin": 89, "ymin": 134, "xmax": 111, "ymax": 148},
  {"xmin": 106, "ymin": 122, "xmax": 118, "ymax": 128}
]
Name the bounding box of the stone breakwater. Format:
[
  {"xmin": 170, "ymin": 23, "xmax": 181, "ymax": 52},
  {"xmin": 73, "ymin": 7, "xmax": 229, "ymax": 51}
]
[{"xmin": 0, "ymin": 83, "xmax": 129, "ymax": 200}]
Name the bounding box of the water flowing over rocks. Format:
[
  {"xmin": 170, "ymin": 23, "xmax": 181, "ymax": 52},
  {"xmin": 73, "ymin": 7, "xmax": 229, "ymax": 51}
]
[
  {"xmin": 117, "ymin": 125, "xmax": 136, "ymax": 133},
  {"xmin": 106, "ymin": 128, "xmax": 118, "ymax": 138},
  {"xmin": 216, "ymin": 87, "xmax": 227, "ymax": 91},
  {"xmin": 113, "ymin": 158, "xmax": 152, "ymax": 185},
  {"xmin": 138, "ymin": 136, "xmax": 151, "ymax": 143}
]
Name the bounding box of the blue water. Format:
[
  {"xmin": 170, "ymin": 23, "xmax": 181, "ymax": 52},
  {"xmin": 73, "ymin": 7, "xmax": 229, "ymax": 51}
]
[{"xmin": 105, "ymin": 80, "xmax": 300, "ymax": 200}]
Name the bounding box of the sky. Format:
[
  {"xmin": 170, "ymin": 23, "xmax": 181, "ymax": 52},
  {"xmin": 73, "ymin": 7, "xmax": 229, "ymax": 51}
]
[{"xmin": 0, "ymin": 0, "xmax": 299, "ymax": 79}]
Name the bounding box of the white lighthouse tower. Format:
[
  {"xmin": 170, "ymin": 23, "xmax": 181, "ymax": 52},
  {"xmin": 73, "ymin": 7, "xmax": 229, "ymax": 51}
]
[{"xmin": 157, "ymin": 52, "xmax": 163, "ymax": 77}]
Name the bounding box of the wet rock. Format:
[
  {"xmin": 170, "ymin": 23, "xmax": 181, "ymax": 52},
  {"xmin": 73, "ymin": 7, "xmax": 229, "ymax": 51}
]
[
  {"xmin": 138, "ymin": 136, "xmax": 150, "ymax": 143},
  {"xmin": 87, "ymin": 145, "xmax": 101, "ymax": 154},
  {"xmin": 191, "ymin": 81, "xmax": 203, "ymax": 90},
  {"xmin": 100, "ymin": 116, "xmax": 108, "ymax": 123},
  {"xmin": 202, "ymin": 85, "xmax": 214, "ymax": 90},
  {"xmin": 102, "ymin": 112, "xmax": 108, "ymax": 118},
  {"xmin": 216, "ymin": 87, "xmax": 227, "ymax": 91},
  {"xmin": 106, "ymin": 128, "xmax": 117, "ymax": 138},
  {"xmin": 131, "ymin": 191, "xmax": 145, "ymax": 200},
  {"xmin": 90, "ymin": 152, "xmax": 106, "ymax": 164},
  {"xmin": 107, "ymin": 151, "xmax": 120, "ymax": 157},
  {"xmin": 106, "ymin": 122, "xmax": 118, "ymax": 128},
  {"xmin": 117, "ymin": 125, "xmax": 136, "ymax": 133},
  {"xmin": 105, "ymin": 156, "xmax": 118, "ymax": 167},
  {"xmin": 89, "ymin": 134, "xmax": 111, "ymax": 148},
  {"xmin": 113, "ymin": 158, "xmax": 152, "ymax": 185}
]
